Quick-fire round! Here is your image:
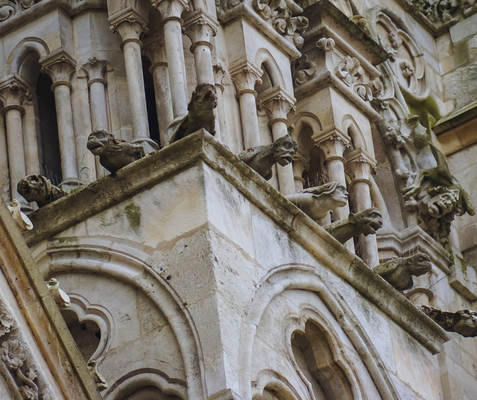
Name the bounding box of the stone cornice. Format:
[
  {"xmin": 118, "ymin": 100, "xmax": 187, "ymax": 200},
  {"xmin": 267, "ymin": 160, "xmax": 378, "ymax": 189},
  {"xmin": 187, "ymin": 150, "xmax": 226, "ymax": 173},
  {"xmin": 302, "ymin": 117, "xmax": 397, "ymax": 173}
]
[{"xmin": 22, "ymin": 130, "xmax": 449, "ymax": 354}]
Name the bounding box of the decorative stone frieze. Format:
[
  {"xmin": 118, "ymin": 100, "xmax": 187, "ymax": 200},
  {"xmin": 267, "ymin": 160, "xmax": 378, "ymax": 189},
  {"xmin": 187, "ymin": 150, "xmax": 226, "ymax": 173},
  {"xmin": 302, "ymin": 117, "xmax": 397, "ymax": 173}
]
[{"xmin": 393, "ymin": 0, "xmax": 477, "ymax": 33}]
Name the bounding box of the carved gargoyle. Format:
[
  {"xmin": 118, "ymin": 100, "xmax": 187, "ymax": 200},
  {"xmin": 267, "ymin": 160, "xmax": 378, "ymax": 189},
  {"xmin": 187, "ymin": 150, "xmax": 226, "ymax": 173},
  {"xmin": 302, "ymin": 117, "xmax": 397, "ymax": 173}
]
[
  {"xmin": 286, "ymin": 182, "xmax": 348, "ymax": 220},
  {"xmin": 374, "ymin": 253, "xmax": 432, "ymax": 290},
  {"xmin": 87, "ymin": 130, "xmax": 145, "ymax": 174},
  {"xmin": 325, "ymin": 207, "xmax": 383, "ymax": 244},
  {"xmin": 421, "ymin": 305, "xmax": 477, "ymax": 337},
  {"xmin": 239, "ymin": 135, "xmax": 298, "ymax": 180},
  {"xmin": 17, "ymin": 175, "xmax": 66, "ymax": 208},
  {"xmin": 169, "ymin": 84, "xmax": 217, "ymax": 143},
  {"xmin": 402, "ymin": 118, "xmax": 475, "ymax": 251}
]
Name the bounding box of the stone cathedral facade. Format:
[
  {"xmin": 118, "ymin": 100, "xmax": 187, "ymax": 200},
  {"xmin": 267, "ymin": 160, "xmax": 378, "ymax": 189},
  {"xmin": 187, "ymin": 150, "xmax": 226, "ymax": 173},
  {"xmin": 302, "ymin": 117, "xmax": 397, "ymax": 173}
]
[{"xmin": 0, "ymin": 0, "xmax": 477, "ymax": 399}]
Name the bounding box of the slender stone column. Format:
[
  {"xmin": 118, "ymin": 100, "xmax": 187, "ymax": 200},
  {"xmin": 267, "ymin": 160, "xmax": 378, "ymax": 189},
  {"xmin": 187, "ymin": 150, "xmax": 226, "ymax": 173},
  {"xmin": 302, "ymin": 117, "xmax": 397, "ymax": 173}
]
[
  {"xmin": 110, "ymin": 10, "xmax": 158, "ymax": 153},
  {"xmin": 82, "ymin": 57, "xmax": 109, "ymax": 131},
  {"xmin": 23, "ymin": 97, "xmax": 40, "ymax": 175},
  {"xmin": 230, "ymin": 62, "xmax": 263, "ymax": 149},
  {"xmin": 183, "ymin": 10, "xmax": 217, "ymax": 85},
  {"xmin": 152, "ymin": 0, "xmax": 190, "ymax": 119},
  {"xmin": 0, "ymin": 77, "xmax": 28, "ymax": 202},
  {"xmin": 292, "ymin": 153, "xmax": 309, "ymax": 192},
  {"xmin": 346, "ymin": 148, "xmax": 379, "ymax": 267},
  {"xmin": 0, "ymin": 112, "xmax": 9, "ymax": 202},
  {"xmin": 143, "ymin": 39, "xmax": 174, "ymax": 146},
  {"xmin": 40, "ymin": 51, "xmax": 82, "ymax": 191},
  {"xmin": 213, "ymin": 62, "xmax": 227, "ymax": 141},
  {"xmin": 260, "ymin": 86, "xmax": 296, "ymax": 195}
]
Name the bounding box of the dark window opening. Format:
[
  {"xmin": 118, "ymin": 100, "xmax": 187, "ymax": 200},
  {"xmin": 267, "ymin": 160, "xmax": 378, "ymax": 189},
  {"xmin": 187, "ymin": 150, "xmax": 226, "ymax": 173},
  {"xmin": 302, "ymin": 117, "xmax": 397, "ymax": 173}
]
[
  {"xmin": 142, "ymin": 57, "xmax": 160, "ymax": 147},
  {"xmin": 62, "ymin": 309, "xmax": 101, "ymax": 362},
  {"xmin": 37, "ymin": 74, "xmax": 62, "ymax": 185}
]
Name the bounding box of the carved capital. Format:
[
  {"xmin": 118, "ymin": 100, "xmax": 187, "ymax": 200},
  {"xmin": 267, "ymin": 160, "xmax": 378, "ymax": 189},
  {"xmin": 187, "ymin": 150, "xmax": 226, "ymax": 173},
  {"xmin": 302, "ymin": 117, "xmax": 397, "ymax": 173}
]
[
  {"xmin": 0, "ymin": 74, "xmax": 28, "ymax": 108},
  {"xmin": 313, "ymin": 127, "xmax": 351, "ymax": 159},
  {"xmin": 345, "ymin": 148, "xmax": 376, "ymax": 181},
  {"xmin": 82, "ymin": 57, "xmax": 108, "ymax": 86},
  {"xmin": 258, "ymin": 85, "xmax": 296, "ymax": 123},
  {"xmin": 213, "ymin": 62, "xmax": 227, "ymax": 90},
  {"xmin": 109, "ymin": 9, "xmax": 148, "ymax": 43},
  {"xmin": 183, "ymin": 10, "xmax": 218, "ymax": 50},
  {"xmin": 40, "ymin": 50, "xmax": 76, "ymax": 89},
  {"xmin": 143, "ymin": 37, "xmax": 168, "ymax": 68},
  {"xmin": 152, "ymin": 0, "xmax": 189, "ymax": 22},
  {"xmin": 230, "ymin": 60, "xmax": 263, "ymax": 95}
]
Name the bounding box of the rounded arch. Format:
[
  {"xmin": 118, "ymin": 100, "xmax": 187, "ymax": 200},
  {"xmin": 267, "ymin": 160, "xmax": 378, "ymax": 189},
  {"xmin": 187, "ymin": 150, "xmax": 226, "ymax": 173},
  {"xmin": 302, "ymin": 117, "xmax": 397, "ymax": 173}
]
[
  {"xmin": 252, "ymin": 370, "xmax": 300, "ymax": 400},
  {"xmin": 35, "ymin": 242, "xmax": 206, "ymax": 400},
  {"xmin": 104, "ymin": 369, "xmax": 187, "ymax": 400},
  {"xmin": 342, "ymin": 115, "xmax": 367, "ymax": 150},
  {"xmin": 292, "ymin": 112, "xmax": 322, "ymax": 143},
  {"xmin": 7, "ymin": 38, "xmax": 49, "ymax": 76},
  {"xmin": 255, "ymin": 49, "xmax": 285, "ymax": 88},
  {"xmin": 238, "ymin": 264, "xmax": 399, "ymax": 400}
]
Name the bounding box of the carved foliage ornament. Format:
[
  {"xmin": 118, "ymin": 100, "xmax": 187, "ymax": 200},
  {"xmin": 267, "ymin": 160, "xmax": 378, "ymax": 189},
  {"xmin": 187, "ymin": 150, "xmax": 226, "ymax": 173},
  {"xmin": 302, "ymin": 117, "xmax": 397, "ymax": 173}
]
[
  {"xmin": 251, "ymin": 0, "xmax": 309, "ymax": 48},
  {"xmin": 0, "ymin": 0, "xmax": 37, "ymax": 23}
]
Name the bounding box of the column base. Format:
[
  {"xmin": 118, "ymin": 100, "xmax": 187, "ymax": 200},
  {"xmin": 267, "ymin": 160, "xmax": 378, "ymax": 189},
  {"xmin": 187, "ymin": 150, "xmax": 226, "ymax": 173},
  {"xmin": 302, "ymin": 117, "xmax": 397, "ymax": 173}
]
[
  {"xmin": 59, "ymin": 178, "xmax": 84, "ymax": 193},
  {"xmin": 131, "ymin": 138, "xmax": 160, "ymax": 154}
]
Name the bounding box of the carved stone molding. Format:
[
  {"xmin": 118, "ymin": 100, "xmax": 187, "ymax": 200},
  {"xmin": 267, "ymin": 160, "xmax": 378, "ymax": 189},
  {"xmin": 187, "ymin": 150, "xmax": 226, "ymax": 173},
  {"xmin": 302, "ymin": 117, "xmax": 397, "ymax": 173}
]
[{"xmin": 82, "ymin": 57, "xmax": 108, "ymax": 86}]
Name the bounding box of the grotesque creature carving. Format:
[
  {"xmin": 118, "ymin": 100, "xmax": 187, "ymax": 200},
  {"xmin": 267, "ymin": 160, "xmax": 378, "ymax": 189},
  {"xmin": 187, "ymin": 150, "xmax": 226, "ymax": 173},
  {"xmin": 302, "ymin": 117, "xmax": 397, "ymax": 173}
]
[
  {"xmin": 87, "ymin": 360, "xmax": 108, "ymax": 391},
  {"xmin": 325, "ymin": 208, "xmax": 383, "ymax": 244},
  {"xmin": 374, "ymin": 253, "xmax": 432, "ymax": 290},
  {"xmin": 421, "ymin": 305, "xmax": 477, "ymax": 337},
  {"xmin": 17, "ymin": 175, "xmax": 66, "ymax": 208},
  {"xmin": 169, "ymin": 84, "xmax": 217, "ymax": 143},
  {"xmin": 286, "ymin": 182, "xmax": 348, "ymax": 220},
  {"xmin": 239, "ymin": 135, "xmax": 298, "ymax": 180},
  {"xmin": 7, "ymin": 200, "xmax": 33, "ymax": 232},
  {"xmin": 402, "ymin": 118, "xmax": 475, "ymax": 251},
  {"xmin": 87, "ymin": 130, "xmax": 145, "ymax": 174}
]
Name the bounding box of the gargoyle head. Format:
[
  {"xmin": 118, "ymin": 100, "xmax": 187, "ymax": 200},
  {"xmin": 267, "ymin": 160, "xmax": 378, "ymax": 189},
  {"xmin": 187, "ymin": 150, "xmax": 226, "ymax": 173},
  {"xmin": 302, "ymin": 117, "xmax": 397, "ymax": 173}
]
[
  {"xmin": 17, "ymin": 175, "xmax": 50, "ymax": 202},
  {"xmin": 87, "ymin": 130, "xmax": 117, "ymax": 156},
  {"xmin": 272, "ymin": 135, "xmax": 298, "ymax": 166},
  {"xmin": 427, "ymin": 186, "xmax": 460, "ymax": 218},
  {"xmin": 407, "ymin": 253, "xmax": 432, "ymax": 275},
  {"xmin": 304, "ymin": 181, "xmax": 348, "ymax": 207},
  {"xmin": 188, "ymin": 84, "xmax": 217, "ymax": 114},
  {"xmin": 352, "ymin": 207, "xmax": 383, "ymax": 236}
]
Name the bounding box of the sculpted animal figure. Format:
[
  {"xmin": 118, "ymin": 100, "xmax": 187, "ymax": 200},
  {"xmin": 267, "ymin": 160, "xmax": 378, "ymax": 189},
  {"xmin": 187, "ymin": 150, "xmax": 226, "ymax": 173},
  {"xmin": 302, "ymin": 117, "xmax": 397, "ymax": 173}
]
[
  {"xmin": 169, "ymin": 84, "xmax": 217, "ymax": 143},
  {"xmin": 87, "ymin": 130, "xmax": 145, "ymax": 174},
  {"xmin": 286, "ymin": 182, "xmax": 348, "ymax": 220},
  {"xmin": 421, "ymin": 305, "xmax": 477, "ymax": 338},
  {"xmin": 325, "ymin": 207, "xmax": 383, "ymax": 244},
  {"xmin": 239, "ymin": 135, "xmax": 298, "ymax": 180},
  {"xmin": 17, "ymin": 175, "xmax": 65, "ymax": 207},
  {"xmin": 374, "ymin": 253, "xmax": 431, "ymax": 290}
]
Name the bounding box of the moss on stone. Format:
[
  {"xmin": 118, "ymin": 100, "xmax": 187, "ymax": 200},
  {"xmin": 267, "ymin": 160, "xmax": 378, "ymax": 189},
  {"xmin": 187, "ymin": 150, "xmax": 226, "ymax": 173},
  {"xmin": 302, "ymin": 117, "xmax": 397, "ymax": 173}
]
[
  {"xmin": 457, "ymin": 255, "xmax": 469, "ymax": 282},
  {"xmin": 125, "ymin": 202, "xmax": 141, "ymax": 233}
]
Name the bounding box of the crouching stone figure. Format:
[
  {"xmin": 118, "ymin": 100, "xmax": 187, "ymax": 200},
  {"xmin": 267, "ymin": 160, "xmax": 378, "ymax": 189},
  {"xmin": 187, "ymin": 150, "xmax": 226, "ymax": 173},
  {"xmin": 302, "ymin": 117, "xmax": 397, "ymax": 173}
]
[
  {"xmin": 239, "ymin": 135, "xmax": 298, "ymax": 180},
  {"xmin": 374, "ymin": 254, "xmax": 432, "ymax": 290},
  {"xmin": 169, "ymin": 84, "xmax": 217, "ymax": 143},
  {"xmin": 87, "ymin": 129, "xmax": 145, "ymax": 174},
  {"xmin": 286, "ymin": 182, "xmax": 348, "ymax": 220},
  {"xmin": 325, "ymin": 207, "xmax": 383, "ymax": 244},
  {"xmin": 421, "ymin": 305, "xmax": 477, "ymax": 337},
  {"xmin": 17, "ymin": 175, "xmax": 65, "ymax": 207}
]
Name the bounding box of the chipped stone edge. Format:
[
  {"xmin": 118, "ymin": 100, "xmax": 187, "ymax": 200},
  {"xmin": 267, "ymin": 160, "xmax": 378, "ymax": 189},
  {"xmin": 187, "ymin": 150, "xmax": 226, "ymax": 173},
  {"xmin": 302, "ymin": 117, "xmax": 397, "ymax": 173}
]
[{"xmin": 25, "ymin": 129, "xmax": 449, "ymax": 354}]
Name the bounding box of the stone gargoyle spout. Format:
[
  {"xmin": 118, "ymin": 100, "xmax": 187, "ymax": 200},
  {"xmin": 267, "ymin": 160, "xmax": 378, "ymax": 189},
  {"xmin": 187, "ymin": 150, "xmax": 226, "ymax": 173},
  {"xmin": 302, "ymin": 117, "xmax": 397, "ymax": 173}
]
[
  {"xmin": 325, "ymin": 207, "xmax": 383, "ymax": 244},
  {"xmin": 374, "ymin": 253, "xmax": 432, "ymax": 290},
  {"xmin": 169, "ymin": 84, "xmax": 217, "ymax": 143},
  {"xmin": 17, "ymin": 175, "xmax": 66, "ymax": 208},
  {"xmin": 421, "ymin": 305, "xmax": 477, "ymax": 338},
  {"xmin": 286, "ymin": 182, "xmax": 348, "ymax": 220},
  {"xmin": 87, "ymin": 129, "xmax": 145, "ymax": 174},
  {"xmin": 239, "ymin": 135, "xmax": 298, "ymax": 180}
]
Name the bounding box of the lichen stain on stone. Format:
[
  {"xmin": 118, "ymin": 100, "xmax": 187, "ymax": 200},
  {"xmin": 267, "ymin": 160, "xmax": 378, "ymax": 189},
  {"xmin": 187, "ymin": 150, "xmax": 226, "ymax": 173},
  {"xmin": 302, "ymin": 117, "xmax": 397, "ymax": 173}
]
[
  {"xmin": 125, "ymin": 202, "xmax": 141, "ymax": 233},
  {"xmin": 457, "ymin": 255, "xmax": 469, "ymax": 282}
]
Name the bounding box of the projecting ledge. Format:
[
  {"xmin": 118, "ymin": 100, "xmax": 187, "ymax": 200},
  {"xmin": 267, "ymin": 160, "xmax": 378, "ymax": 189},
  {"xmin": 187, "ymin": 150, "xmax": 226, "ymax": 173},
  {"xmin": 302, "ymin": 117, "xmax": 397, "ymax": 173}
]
[{"xmin": 23, "ymin": 129, "xmax": 449, "ymax": 354}]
